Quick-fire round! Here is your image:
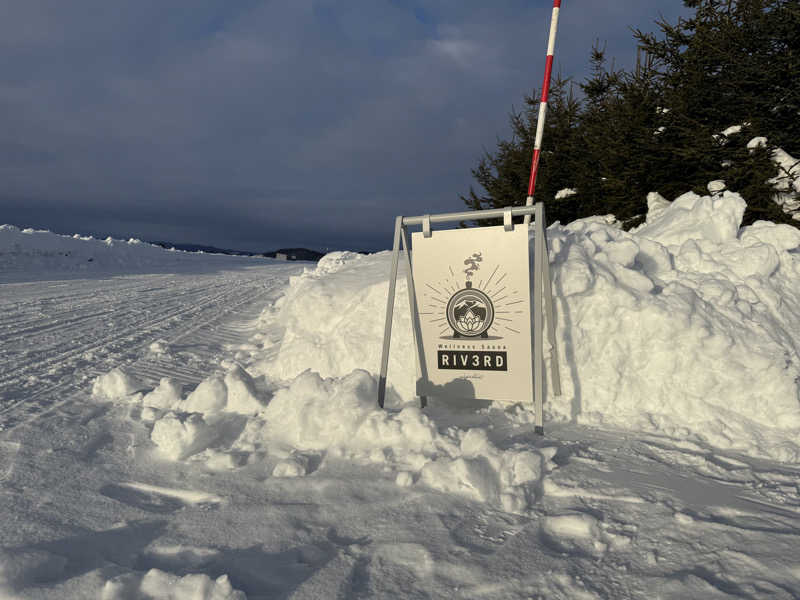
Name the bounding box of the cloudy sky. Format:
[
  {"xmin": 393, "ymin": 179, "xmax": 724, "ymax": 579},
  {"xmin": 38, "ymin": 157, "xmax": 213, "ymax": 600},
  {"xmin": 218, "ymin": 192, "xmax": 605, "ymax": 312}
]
[{"xmin": 0, "ymin": 1, "xmax": 690, "ymax": 252}]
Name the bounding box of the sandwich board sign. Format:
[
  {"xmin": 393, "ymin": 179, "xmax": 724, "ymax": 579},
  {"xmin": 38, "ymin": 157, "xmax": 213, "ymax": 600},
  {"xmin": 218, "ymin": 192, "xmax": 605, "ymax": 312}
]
[
  {"xmin": 412, "ymin": 224, "xmax": 532, "ymax": 403},
  {"xmin": 378, "ymin": 204, "xmax": 561, "ymax": 433}
]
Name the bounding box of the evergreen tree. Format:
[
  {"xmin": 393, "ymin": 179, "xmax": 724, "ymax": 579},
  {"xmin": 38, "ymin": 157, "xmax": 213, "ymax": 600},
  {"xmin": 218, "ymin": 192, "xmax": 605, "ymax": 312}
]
[
  {"xmin": 569, "ymin": 45, "xmax": 665, "ymax": 226},
  {"xmin": 638, "ymin": 0, "xmax": 799, "ymax": 154},
  {"xmin": 463, "ymin": 0, "xmax": 800, "ymax": 228},
  {"xmin": 460, "ymin": 76, "xmax": 584, "ymax": 225},
  {"xmin": 634, "ymin": 0, "xmax": 800, "ymax": 225}
]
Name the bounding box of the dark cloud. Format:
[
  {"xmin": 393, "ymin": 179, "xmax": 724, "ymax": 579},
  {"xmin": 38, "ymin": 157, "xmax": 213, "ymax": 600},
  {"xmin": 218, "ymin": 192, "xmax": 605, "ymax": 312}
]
[{"xmin": 0, "ymin": 0, "xmax": 690, "ymax": 252}]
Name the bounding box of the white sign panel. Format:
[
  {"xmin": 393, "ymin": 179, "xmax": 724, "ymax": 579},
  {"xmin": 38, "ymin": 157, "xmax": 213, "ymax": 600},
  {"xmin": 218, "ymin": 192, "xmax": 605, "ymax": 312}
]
[{"xmin": 412, "ymin": 225, "xmax": 533, "ymax": 403}]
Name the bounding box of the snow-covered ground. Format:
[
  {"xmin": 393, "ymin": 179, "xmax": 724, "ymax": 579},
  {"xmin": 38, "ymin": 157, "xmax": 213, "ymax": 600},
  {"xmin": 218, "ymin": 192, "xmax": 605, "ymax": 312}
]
[{"xmin": 1, "ymin": 199, "xmax": 800, "ymax": 599}]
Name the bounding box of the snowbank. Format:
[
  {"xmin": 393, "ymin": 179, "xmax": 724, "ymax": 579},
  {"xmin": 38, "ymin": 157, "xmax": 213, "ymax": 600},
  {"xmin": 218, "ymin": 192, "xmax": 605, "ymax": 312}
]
[
  {"xmin": 259, "ymin": 190, "xmax": 800, "ymax": 462},
  {"xmin": 0, "ymin": 224, "xmax": 271, "ymax": 282}
]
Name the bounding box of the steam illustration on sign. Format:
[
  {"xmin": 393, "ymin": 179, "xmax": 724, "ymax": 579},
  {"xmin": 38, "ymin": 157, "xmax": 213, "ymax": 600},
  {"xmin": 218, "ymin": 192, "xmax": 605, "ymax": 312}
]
[{"xmin": 420, "ymin": 251, "xmax": 525, "ymax": 341}]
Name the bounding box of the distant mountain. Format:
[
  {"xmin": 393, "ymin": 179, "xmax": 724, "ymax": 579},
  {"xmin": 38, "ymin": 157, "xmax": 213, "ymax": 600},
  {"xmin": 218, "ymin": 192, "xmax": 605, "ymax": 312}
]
[
  {"xmin": 151, "ymin": 241, "xmax": 255, "ymax": 256},
  {"xmin": 150, "ymin": 241, "xmax": 325, "ymax": 262}
]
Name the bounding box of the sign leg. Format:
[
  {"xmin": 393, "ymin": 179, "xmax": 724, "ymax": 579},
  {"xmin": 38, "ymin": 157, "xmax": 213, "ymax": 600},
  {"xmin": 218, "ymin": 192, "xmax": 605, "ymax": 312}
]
[
  {"xmin": 540, "ymin": 209, "xmax": 562, "ymax": 397},
  {"xmin": 533, "ymin": 203, "xmax": 545, "ymax": 435},
  {"xmin": 378, "ymin": 216, "xmax": 403, "ymax": 408},
  {"xmin": 400, "ymin": 226, "xmax": 428, "ymax": 409}
]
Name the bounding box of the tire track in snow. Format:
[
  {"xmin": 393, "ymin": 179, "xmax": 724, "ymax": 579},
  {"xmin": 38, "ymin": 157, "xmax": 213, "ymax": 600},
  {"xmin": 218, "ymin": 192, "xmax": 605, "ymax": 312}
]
[
  {"xmin": 0, "ymin": 273, "xmax": 272, "ymax": 376},
  {"xmin": 0, "ymin": 265, "xmax": 301, "ymax": 430},
  {"xmin": 0, "ymin": 282, "xmax": 239, "ymax": 391},
  {"xmin": 0, "ymin": 282, "xmax": 276, "ymax": 426},
  {"xmin": 125, "ymin": 281, "xmax": 290, "ymax": 388}
]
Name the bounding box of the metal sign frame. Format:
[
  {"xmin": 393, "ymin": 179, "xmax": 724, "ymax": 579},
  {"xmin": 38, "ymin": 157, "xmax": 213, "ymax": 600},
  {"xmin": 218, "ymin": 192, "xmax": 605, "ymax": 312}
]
[{"xmin": 378, "ymin": 203, "xmax": 561, "ymax": 434}]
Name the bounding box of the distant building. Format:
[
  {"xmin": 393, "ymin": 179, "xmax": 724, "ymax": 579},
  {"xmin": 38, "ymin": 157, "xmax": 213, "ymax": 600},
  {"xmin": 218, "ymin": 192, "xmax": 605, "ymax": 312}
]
[{"xmin": 270, "ymin": 248, "xmax": 324, "ymax": 261}]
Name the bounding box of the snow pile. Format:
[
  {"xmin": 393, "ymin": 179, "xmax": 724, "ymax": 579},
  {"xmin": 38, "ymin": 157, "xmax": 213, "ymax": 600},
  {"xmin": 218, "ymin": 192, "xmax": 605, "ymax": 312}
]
[
  {"xmin": 95, "ymin": 365, "xmax": 554, "ymax": 513},
  {"xmin": 260, "ymin": 189, "xmax": 800, "ymax": 462},
  {"xmin": 0, "ymin": 224, "xmax": 268, "ymax": 281},
  {"xmin": 564, "ymin": 191, "xmax": 800, "ymax": 461},
  {"xmin": 241, "ymin": 369, "xmax": 553, "ymax": 512},
  {"xmin": 99, "ymin": 367, "xmax": 267, "ymax": 461}
]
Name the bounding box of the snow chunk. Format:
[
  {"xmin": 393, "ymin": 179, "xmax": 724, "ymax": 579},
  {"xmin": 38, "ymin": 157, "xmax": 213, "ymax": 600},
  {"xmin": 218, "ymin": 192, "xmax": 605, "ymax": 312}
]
[
  {"xmin": 644, "ymin": 192, "xmax": 671, "ymax": 224},
  {"xmin": 142, "ymin": 378, "xmax": 183, "ymax": 410},
  {"xmin": 636, "ymin": 190, "xmax": 745, "ymax": 247},
  {"xmin": 707, "ymin": 180, "xmax": 726, "ymax": 195},
  {"xmin": 747, "ymin": 136, "xmax": 768, "ymax": 151},
  {"xmin": 541, "ymin": 514, "xmax": 606, "ymax": 556},
  {"xmin": 721, "ymin": 125, "xmax": 742, "ymax": 137},
  {"xmin": 141, "ymin": 406, "xmax": 161, "ymax": 422},
  {"xmin": 272, "ymin": 453, "xmax": 310, "ymax": 477},
  {"xmin": 224, "ymin": 365, "xmax": 265, "ymax": 415},
  {"xmin": 555, "ymin": 188, "xmax": 578, "ymax": 200},
  {"xmin": 150, "ymin": 412, "xmax": 218, "ymax": 460},
  {"xmin": 740, "ymin": 220, "xmax": 800, "ymax": 252},
  {"xmin": 148, "ymin": 339, "xmax": 170, "ymax": 355},
  {"xmin": 92, "ymin": 368, "xmax": 145, "ymax": 401},
  {"xmin": 395, "ymin": 471, "xmax": 414, "ymax": 487},
  {"xmin": 183, "ymin": 376, "xmax": 228, "ymax": 414},
  {"xmin": 420, "ymin": 456, "xmax": 499, "ymax": 505},
  {"xmin": 174, "ymin": 367, "xmax": 265, "ymax": 416}
]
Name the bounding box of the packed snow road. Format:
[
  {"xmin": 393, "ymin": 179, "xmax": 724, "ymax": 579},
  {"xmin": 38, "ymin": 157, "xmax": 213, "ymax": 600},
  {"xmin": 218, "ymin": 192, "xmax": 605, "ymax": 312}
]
[{"xmin": 0, "ymin": 263, "xmax": 302, "ymax": 432}]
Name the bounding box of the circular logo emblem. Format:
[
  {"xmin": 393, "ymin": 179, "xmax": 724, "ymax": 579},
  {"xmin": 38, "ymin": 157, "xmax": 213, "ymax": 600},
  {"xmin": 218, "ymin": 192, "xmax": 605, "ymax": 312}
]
[{"xmin": 446, "ymin": 284, "xmax": 494, "ymax": 337}]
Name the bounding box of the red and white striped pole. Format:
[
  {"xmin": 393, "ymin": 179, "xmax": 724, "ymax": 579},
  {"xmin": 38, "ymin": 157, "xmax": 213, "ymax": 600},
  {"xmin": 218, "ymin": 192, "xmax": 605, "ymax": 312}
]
[{"xmin": 523, "ymin": 0, "xmax": 561, "ymax": 226}]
